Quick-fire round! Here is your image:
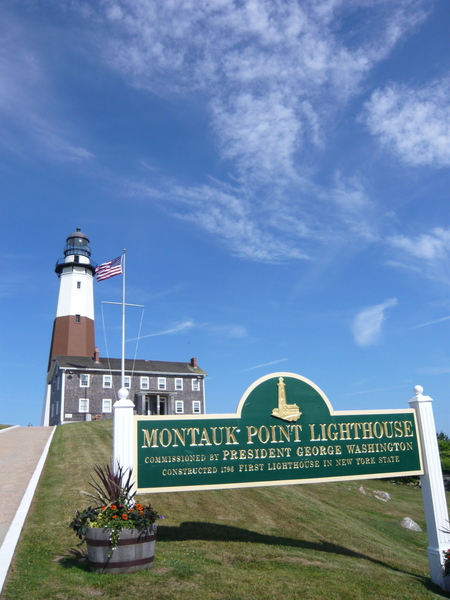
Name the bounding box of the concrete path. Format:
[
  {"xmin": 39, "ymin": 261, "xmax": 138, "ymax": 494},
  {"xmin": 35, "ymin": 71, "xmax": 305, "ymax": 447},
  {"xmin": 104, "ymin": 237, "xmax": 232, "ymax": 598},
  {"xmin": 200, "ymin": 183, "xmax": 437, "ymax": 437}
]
[{"xmin": 0, "ymin": 425, "xmax": 55, "ymax": 593}]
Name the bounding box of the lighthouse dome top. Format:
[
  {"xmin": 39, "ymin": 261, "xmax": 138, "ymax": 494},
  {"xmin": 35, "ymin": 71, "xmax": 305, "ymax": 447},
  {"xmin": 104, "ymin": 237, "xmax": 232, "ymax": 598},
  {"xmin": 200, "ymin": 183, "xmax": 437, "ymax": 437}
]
[{"xmin": 64, "ymin": 227, "xmax": 91, "ymax": 258}]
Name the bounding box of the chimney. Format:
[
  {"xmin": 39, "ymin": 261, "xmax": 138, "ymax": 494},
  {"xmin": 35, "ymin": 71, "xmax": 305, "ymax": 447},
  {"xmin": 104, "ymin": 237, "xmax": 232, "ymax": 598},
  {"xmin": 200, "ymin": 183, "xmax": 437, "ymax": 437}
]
[
  {"xmin": 190, "ymin": 357, "xmax": 198, "ymax": 368},
  {"xmin": 94, "ymin": 347, "xmax": 100, "ymax": 363}
]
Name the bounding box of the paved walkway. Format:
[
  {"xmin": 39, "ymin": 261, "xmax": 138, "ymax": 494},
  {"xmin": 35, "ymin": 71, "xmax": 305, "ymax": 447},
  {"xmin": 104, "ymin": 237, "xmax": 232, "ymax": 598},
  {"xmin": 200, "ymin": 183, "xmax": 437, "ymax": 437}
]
[{"xmin": 0, "ymin": 425, "xmax": 55, "ymax": 592}]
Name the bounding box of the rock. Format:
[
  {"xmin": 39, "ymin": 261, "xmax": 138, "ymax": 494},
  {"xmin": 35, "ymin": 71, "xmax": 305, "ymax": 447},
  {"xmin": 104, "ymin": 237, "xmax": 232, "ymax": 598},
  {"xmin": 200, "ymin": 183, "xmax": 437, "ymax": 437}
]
[
  {"xmin": 401, "ymin": 517, "xmax": 422, "ymax": 532},
  {"xmin": 374, "ymin": 491, "xmax": 391, "ymax": 501},
  {"xmin": 358, "ymin": 485, "xmax": 366, "ymax": 495}
]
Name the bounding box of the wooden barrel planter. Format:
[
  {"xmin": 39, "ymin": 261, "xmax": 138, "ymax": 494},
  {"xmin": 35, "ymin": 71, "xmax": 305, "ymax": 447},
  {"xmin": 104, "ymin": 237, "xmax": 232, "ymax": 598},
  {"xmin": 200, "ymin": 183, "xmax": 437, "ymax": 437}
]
[{"xmin": 85, "ymin": 526, "xmax": 156, "ymax": 574}]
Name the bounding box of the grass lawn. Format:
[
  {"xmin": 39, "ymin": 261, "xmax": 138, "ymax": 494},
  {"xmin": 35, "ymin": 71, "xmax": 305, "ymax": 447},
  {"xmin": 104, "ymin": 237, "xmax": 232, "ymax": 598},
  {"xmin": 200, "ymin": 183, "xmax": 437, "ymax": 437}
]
[{"xmin": 2, "ymin": 420, "xmax": 450, "ymax": 600}]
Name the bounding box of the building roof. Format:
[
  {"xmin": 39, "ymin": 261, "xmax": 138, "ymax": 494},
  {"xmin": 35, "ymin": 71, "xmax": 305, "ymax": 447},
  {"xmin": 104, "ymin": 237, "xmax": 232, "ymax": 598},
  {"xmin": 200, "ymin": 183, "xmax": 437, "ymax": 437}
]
[{"xmin": 52, "ymin": 355, "xmax": 207, "ymax": 376}]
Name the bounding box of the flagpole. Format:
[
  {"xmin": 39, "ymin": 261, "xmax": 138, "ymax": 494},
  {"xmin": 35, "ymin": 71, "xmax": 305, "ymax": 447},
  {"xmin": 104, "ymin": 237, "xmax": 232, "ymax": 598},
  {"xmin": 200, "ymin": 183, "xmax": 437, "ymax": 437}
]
[
  {"xmin": 121, "ymin": 250, "xmax": 126, "ymax": 390},
  {"xmin": 113, "ymin": 249, "xmax": 133, "ymax": 481}
]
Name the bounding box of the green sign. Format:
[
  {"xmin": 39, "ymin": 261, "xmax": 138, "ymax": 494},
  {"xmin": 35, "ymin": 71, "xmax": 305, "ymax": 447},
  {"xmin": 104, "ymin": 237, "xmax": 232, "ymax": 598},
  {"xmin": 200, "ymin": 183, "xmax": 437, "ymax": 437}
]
[{"xmin": 135, "ymin": 373, "xmax": 423, "ymax": 493}]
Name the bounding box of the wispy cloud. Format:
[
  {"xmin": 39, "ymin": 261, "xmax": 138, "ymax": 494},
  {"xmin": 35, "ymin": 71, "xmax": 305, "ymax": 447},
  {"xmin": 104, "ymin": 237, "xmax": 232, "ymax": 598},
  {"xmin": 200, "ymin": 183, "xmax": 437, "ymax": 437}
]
[
  {"xmin": 91, "ymin": 0, "xmax": 427, "ymax": 262},
  {"xmin": 388, "ymin": 228, "xmax": 450, "ymax": 260},
  {"xmin": 386, "ymin": 227, "xmax": 450, "ymax": 284},
  {"xmin": 239, "ymin": 358, "xmax": 289, "ymax": 373},
  {"xmin": 343, "ymin": 382, "xmax": 410, "ymax": 396},
  {"xmin": 352, "ymin": 298, "xmax": 398, "ymax": 346},
  {"xmin": 413, "ymin": 315, "xmax": 450, "ymax": 329},
  {"xmin": 204, "ymin": 324, "xmax": 248, "ymax": 339},
  {"xmin": 417, "ymin": 366, "xmax": 450, "ymax": 376},
  {"xmin": 127, "ymin": 319, "xmax": 247, "ymax": 341},
  {"xmin": 362, "ymin": 77, "xmax": 450, "ymax": 167},
  {"xmin": 0, "ymin": 9, "xmax": 94, "ymax": 163},
  {"xmin": 127, "ymin": 319, "xmax": 194, "ymax": 341}
]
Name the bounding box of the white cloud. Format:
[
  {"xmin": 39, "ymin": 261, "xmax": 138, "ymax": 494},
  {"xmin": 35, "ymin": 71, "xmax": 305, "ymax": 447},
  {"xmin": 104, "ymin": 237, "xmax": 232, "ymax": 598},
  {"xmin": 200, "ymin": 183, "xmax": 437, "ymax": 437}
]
[
  {"xmin": 211, "ymin": 93, "xmax": 301, "ymax": 179},
  {"xmin": 413, "ymin": 316, "xmax": 450, "ymax": 329},
  {"xmin": 140, "ymin": 180, "xmax": 309, "ymax": 262},
  {"xmin": 386, "ymin": 228, "xmax": 450, "ymax": 284},
  {"xmin": 94, "ymin": 0, "xmax": 428, "ymax": 262},
  {"xmin": 388, "ymin": 228, "xmax": 450, "ymax": 260},
  {"xmin": 352, "ymin": 298, "xmax": 398, "ymax": 346},
  {"xmin": 128, "ymin": 319, "xmax": 194, "ymax": 341},
  {"xmin": 205, "ymin": 324, "xmax": 248, "ymax": 339},
  {"xmin": 0, "ymin": 9, "xmax": 94, "ymax": 163},
  {"xmin": 362, "ymin": 78, "xmax": 450, "ymax": 167},
  {"xmin": 343, "ymin": 382, "xmax": 409, "ymax": 396},
  {"xmin": 417, "ymin": 366, "xmax": 450, "ymax": 376},
  {"xmin": 8, "ymin": 0, "xmax": 434, "ymax": 267},
  {"xmin": 239, "ymin": 358, "xmax": 289, "ymax": 373}
]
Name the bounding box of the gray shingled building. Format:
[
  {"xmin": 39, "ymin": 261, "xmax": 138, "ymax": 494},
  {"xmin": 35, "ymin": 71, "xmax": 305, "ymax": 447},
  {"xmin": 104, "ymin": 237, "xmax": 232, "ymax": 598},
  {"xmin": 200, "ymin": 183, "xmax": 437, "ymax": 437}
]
[{"xmin": 47, "ymin": 354, "xmax": 207, "ymax": 425}]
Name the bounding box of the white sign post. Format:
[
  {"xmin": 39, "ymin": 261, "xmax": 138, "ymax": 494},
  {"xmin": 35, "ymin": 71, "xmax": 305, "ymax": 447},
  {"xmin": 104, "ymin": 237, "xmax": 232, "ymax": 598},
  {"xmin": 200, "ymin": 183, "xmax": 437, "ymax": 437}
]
[
  {"xmin": 113, "ymin": 387, "xmax": 134, "ymax": 477},
  {"xmin": 409, "ymin": 386, "xmax": 450, "ymax": 591}
]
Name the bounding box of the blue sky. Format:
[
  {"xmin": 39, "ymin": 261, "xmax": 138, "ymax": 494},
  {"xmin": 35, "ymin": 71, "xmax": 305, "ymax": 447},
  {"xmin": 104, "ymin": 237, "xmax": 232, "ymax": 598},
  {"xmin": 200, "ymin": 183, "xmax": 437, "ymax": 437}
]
[{"xmin": 1, "ymin": 0, "xmax": 449, "ymax": 432}]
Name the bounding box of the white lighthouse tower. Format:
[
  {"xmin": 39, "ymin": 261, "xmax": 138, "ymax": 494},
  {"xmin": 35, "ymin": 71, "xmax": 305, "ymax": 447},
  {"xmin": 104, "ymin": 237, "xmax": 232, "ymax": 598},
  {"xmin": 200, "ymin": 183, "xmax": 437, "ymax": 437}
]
[{"xmin": 42, "ymin": 228, "xmax": 97, "ymax": 425}]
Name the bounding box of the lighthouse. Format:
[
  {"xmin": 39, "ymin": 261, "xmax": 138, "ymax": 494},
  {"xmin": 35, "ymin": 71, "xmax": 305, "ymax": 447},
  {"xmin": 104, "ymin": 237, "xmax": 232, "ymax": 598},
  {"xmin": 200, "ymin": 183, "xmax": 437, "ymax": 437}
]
[
  {"xmin": 42, "ymin": 228, "xmax": 97, "ymax": 425},
  {"xmin": 48, "ymin": 228, "xmax": 96, "ymax": 364},
  {"xmin": 42, "ymin": 228, "xmax": 207, "ymax": 427}
]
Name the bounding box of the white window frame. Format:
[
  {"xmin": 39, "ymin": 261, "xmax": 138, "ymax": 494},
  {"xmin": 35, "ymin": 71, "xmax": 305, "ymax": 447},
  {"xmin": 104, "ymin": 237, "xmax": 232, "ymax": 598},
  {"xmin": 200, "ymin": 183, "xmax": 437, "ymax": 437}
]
[
  {"xmin": 175, "ymin": 400, "xmax": 184, "ymax": 414},
  {"xmin": 102, "ymin": 399, "xmax": 112, "ymax": 413},
  {"xmin": 192, "ymin": 400, "xmax": 201, "ymax": 414},
  {"xmin": 80, "ymin": 374, "xmax": 90, "ymax": 388},
  {"xmin": 79, "ymin": 398, "xmax": 89, "ymax": 413},
  {"xmin": 192, "ymin": 378, "xmax": 200, "ymax": 392},
  {"xmin": 175, "ymin": 378, "xmax": 183, "ymax": 391},
  {"xmin": 158, "ymin": 377, "xmax": 166, "ymax": 390},
  {"xmin": 103, "ymin": 375, "xmax": 112, "ymax": 389},
  {"xmin": 124, "ymin": 376, "xmax": 131, "ymax": 389},
  {"xmin": 140, "ymin": 376, "xmax": 149, "ymax": 390}
]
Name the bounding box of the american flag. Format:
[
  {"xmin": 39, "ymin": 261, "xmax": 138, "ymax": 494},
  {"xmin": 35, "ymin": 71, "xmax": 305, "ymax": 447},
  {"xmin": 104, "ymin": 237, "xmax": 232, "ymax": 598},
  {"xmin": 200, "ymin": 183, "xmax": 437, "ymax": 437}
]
[{"xmin": 95, "ymin": 256, "xmax": 123, "ymax": 281}]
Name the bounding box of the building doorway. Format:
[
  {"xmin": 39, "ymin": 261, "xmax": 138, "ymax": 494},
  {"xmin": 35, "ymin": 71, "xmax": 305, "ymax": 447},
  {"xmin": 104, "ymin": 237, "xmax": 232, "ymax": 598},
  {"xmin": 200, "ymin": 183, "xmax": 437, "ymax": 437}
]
[{"xmin": 145, "ymin": 395, "xmax": 167, "ymax": 415}]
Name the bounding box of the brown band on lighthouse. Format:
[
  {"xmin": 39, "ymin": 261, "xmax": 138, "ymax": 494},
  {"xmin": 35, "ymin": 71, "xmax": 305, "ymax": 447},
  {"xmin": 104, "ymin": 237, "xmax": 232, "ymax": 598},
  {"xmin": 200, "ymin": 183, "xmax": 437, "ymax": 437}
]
[{"xmin": 48, "ymin": 315, "xmax": 95, "ymax": 370}]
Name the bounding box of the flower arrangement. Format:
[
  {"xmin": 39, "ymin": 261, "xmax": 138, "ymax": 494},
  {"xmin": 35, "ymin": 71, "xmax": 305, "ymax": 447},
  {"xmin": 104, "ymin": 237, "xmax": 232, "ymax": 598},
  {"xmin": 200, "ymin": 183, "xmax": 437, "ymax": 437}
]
[
  {"xmin": 443, "ymin": 523, "xmax": 450, "ymax": 578},
  {"xmin": 70, "ymin": 463, "xmax": 162, "ymax": 553},
  {"xmin": 444, "ymin": 548, "xmax": 450, "ymax": 577}
]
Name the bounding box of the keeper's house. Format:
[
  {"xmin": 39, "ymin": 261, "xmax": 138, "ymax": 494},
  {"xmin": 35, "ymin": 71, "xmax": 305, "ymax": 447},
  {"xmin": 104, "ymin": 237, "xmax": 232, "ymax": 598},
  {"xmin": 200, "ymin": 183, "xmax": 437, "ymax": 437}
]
[{"xmin": 47, "ymin": 354, "xmax": 207, "ymax": 425}]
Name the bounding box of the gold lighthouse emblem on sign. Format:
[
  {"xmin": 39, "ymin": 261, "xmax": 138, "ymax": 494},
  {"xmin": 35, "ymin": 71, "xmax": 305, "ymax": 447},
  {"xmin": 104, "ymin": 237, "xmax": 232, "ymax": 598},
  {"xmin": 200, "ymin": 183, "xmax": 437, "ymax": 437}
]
[{"xmin": 271, "ymin": 377, "xmax": 301, "ymax": 422}]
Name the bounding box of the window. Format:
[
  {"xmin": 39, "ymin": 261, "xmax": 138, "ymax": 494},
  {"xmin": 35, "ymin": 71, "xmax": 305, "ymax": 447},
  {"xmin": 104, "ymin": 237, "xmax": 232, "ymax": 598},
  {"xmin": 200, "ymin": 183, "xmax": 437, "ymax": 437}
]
[
  {"xmin": 124, "ymin": 376, "xmax": 131, "ymax": 389},
  {"xmin": 80, "ymin": 374, "xmax": 90, "ymax": 387},
  {"xmin": 103, "ymin": 375, "xmax": 112, "ymax": 388},
  {"xmin": 140, "ymin": 377, "xmax": 149, "ymax": 390},
  {"xmin": 158, "ymin": 377, "xmax": 166, "ymax": 390},
  {"xmin": 102, "ymin": 399, "xmax": 112, "ymax": 413},
  {"xmin": 175, "ymin": 400, "xmax": 184, "ymax": 414},
  {"xmin": 79, "ymin": 398, "xmax": 89, "ymax": 413},
  {"xmin": 77, "ymin": 281, "xmax": 81, "ymax": 289},
  {"xmin": 175, "ymin": 378, "xmax": 183, "ymax": 390},
  {"xmin": 75, "ymin": 314, "xmax": 81, "ymax": 323},
  {"xmin": 192, "ymin": 401, "xmax": 201, "ymax": 414},
  {"xmin": 192, "ymin": 378, "xmax": 200, "ymax": 392}
]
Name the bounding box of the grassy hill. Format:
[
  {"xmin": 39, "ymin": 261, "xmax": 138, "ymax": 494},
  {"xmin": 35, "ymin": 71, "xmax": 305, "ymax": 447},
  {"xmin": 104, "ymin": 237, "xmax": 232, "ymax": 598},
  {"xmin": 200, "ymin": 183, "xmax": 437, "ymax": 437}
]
[{"xmin": 3, "ymin": 420, "xmax": 450, "ymax": 600}]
